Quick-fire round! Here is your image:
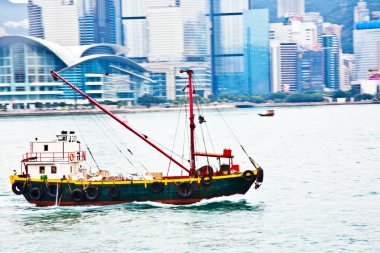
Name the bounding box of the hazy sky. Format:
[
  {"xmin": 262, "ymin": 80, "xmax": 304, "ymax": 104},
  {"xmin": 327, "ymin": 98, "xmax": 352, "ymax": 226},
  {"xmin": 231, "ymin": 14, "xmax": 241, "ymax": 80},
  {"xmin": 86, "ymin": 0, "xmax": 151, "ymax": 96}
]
[{"xmin": 0, "ymin": 0, "xmax": 28, "ymax": 36}]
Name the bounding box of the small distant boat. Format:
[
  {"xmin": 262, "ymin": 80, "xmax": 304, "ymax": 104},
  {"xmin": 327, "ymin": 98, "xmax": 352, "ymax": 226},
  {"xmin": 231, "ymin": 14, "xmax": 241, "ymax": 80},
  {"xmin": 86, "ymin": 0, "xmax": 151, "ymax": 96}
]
[
  {"xmin": 235, "ymin": 102, "xmax": 255, "ymax": 108},
  {"xmin": 258, "ymin": 110, "xmax": 274, "ymax": 117}
]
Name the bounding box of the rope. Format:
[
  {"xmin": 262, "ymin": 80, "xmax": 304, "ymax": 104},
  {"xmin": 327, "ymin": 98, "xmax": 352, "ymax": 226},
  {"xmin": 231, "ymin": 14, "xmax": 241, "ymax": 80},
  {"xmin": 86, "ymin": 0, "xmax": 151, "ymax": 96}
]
[
  {"xmin": 166, "ymin": 95, "xmax": 186, "ymax": 177},
  {"xmin": 87, "ymin": 112, "xmax": 137, "ymax": 169},
  {"xmin": 214, "ymin": 107, "xmax": 260, "ymax": 169},
  {"xmin": 71, "ymin": 115, "xmax": 101, "ymax": 171}
]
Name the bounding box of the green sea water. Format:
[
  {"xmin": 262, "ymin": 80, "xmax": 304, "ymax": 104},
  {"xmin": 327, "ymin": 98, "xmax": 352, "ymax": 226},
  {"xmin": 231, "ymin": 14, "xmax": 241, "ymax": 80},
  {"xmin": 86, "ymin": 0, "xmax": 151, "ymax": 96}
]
[{"xmin": 0, "ymin": 105, "xmax": 379, "ymax": 252}]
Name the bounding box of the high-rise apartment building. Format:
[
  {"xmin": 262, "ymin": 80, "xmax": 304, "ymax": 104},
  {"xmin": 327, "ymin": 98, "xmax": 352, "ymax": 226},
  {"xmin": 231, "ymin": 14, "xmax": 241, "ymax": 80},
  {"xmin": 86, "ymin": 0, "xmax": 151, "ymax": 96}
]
[
  {"xmin": 243, "ymin": 9, "xmax": 270, "ymax": 95},
  {"xmin": 277, "ymin": 0, "xmax": 305, "ymax": 18},
  {"xmin": 353, "ymin": 21, "xmax": 380, "ymax": 80}
]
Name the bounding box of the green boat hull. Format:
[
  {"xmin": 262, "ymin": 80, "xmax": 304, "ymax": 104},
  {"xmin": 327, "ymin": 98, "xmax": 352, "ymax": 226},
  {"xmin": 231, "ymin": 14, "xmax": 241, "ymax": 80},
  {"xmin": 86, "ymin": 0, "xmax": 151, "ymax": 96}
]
[{"xmin": 12, "ymin": 174, "xmax": 256, "ymax": 206}]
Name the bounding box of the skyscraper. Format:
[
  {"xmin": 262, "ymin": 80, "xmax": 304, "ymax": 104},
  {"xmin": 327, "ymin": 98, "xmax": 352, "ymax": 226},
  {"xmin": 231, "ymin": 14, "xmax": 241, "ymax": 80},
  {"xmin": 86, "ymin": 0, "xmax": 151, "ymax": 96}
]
[
  {"xmin": 121, "ymin": 0, "xmax": 208, "ymax": 62},
  {"xmin": 28, "ymin": 0, "xmax": 80, "ymax": 46},
  {"xmin": 279, "ymin": 43, "xmax": 298, "ymax": 91},
  {"xmin": 210, "ymin": 0, "xmax": 251, "ymax": 94},
  {"xmin": 243, "ymin": 9, "xmax": 270, "ymax": 95},
  {"xmin": 121, "ymin": 0, "xmax": 148, "ymax": 60},
  {"xmin": 181, "ymin": 0, "xmax": 209, "ymax": 62},
  {"xmin": 78, "ymin": 0, "xmax": 119, "ymax": 45},
  {"xmin": 28, "ymin": 0, "xmax": 119, "ymax": 46},
  {"xmin": 322, "ymin": 35, "xmax": 340, "ymax": 90},
  {"xmin": 353, "ymin": 21, "xmax": 380, "ymax": 80},
  {"xmin": 28, "ymin": 0, "xmax": 44, "ymax": 38},
  {"xmin": 277, "ymin": 0, "xmax": 305, "ymax": 18},
  {"xmin": 146, "ymin": 4, "xmax": 184, "ymax": 62}
]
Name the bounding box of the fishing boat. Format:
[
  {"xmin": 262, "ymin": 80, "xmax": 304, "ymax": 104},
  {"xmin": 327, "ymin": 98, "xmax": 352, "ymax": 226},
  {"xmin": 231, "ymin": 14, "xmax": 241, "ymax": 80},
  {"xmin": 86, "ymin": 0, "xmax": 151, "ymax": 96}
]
[
  {"xmin": 9, "ymin": 69, "xmax": 264, "ymax": 206},
  {"xmin": 258, "ymin": 110, "xmax": 275, "ymax": 117}
]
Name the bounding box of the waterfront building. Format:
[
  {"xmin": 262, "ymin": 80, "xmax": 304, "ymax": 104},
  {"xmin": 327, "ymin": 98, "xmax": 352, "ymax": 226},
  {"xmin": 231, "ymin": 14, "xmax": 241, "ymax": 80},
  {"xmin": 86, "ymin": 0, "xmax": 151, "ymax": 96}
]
[
  {"xmin": 142, "ymin": 62, "xmax": 211, "ymax": 101},
  {"xmin": 296, "ymin": 48, "xmax": 324, "ymax": 91},
  {"xmin": 277, "ymin": 0, "xmax": 305, "ymax": 18},
  {"xmin": 322, "ymin": 34, "xmax": 340, "ymax": 90},
  {"xmin": 279, "ymin": 43, "xmax": 298, "ymax": 91},
  {"xmin": 243, "ymin": 9, "xmax": 271, "ymax": 95},
  {"xmin": 270, "ymin": 42, "xmax": 298, "ymax": 92},
  {"xmin": 28, "ymin": 0, "xmax": 80, "ymax": 46},
  {"xmin": 0, "ymin": 35, "xmax": 150, "ymax": 106},
  {"xmin": 353, "ymin": 21, "xmax": 380, "ymax": 80}
]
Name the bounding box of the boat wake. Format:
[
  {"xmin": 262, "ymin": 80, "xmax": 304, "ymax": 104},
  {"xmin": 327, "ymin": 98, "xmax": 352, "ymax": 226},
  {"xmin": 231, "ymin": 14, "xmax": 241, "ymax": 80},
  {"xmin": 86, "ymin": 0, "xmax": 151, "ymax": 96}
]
[{"xmin": 126, "ymin": 195, "xmax": 264, "ymax": 212}]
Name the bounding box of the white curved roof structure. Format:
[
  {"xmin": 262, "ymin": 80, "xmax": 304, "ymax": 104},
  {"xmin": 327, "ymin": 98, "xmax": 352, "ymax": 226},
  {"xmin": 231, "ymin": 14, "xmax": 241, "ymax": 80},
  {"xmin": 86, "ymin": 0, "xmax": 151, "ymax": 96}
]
[
  {"xmin": 0, "ymin": 35, "xmax": 132, "ymax": 68},
  {"xmin": 59, "ymin": 54, "xmax": 146, "ymax": 73}
]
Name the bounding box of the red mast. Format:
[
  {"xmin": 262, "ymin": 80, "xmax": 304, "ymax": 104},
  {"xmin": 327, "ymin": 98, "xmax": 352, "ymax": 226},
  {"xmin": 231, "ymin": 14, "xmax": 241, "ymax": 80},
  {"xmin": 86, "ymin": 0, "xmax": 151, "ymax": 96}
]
[
  {"xmin": 50, "ymin": 70, "xmax": 190, "ymax": 174},
  {"xmin": 180, "ymin": 70, "xmax": 196, "ymax": 176}
]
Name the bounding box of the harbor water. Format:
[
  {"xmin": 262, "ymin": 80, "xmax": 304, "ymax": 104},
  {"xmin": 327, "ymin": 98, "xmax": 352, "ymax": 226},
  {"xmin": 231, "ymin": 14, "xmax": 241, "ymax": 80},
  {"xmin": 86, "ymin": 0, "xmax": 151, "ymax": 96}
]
[{"xmin": 0, "ymin": 104, "xmax": 379, "ymax": 252}]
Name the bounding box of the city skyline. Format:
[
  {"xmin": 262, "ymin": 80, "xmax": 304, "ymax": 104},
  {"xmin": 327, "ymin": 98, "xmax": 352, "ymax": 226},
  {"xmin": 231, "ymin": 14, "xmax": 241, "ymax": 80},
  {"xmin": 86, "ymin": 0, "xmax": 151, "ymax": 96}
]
[
  {"xmin": 0, "ymin": 0, "xmax": 379, "ymax": 105},
  {"xmin": 2, "ymin": 0, "xmax": 380, "ymax": 53}
]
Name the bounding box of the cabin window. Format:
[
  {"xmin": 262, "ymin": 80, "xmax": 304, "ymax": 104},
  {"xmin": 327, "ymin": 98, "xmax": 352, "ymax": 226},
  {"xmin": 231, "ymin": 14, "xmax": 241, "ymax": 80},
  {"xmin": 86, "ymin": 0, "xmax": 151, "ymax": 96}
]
[
  {"xmin": 39, "ymin": 166, "xmax": 45, "ymax": 174},
  {"xmin": 44, "ymin": 145, "xmax": 48, "ymax": 151},
  {"xmin": 51, "ymin": 166, "xmax": 57, "ymax": 174}
]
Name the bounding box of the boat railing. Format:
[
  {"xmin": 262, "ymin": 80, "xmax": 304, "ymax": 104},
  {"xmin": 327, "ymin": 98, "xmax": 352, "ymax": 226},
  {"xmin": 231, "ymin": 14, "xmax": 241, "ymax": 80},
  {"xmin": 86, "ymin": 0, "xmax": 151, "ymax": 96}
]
[{"xmin": 22, "ymin": 151, "xmax": 86, "ymax": 162}]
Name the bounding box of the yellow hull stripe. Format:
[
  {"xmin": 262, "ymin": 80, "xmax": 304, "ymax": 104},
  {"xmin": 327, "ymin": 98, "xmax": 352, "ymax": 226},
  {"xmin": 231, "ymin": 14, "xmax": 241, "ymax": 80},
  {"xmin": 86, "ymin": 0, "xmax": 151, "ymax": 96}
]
[{"xmin": 9, "ymin": 173, "xmax": 245, "ymax": 186}]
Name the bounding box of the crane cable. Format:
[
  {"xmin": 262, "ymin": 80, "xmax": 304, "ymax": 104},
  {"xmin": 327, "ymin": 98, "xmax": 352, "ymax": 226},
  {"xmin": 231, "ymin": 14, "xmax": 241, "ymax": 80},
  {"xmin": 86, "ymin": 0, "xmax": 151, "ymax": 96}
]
[
  {"xmin": 71, "ymin": 115, "xmax": 101, "ymax": 171},
  {"xmin": 214, "ymin": 107, "xmax": 260, "ymax": 169}
]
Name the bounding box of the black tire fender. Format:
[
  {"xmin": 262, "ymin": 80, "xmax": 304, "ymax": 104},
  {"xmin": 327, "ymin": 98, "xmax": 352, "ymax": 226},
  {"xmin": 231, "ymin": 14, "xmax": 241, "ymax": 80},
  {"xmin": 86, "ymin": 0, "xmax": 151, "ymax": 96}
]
[
  {"xmin": 150, "ymin": 182, "xmax": 163, "ymax": 193},
  {"xmin": 109, "ymin": 185, "xmax": 120, "ymax": 199},
  {"xmin": 30, "ymin": 187, "xmax": 43, "ymax": 201},
  {"xmin": 177, "ymin": 182, "xmax": 194, "ymax": 198},
  {"xmin": 71, "ymin": 188, "xmax": 84, "ymax": 202},
  {"xmin": 47, "ymin": 183, "xmax": 61, "ymax": 198},
  {"xmin": 85, "ymin": 185, "xmax": 100, "ymax": 200},
  {"xmin": 243, "ymin": 170, "xmax": 257, "ymax": 182},
  {"xmin": 201, "ymin": 174, "xmax": 213, "ymax": 186},
  {"xmin": 12, "ymin": 182, "xmax": 25, "ymax": 195}
]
